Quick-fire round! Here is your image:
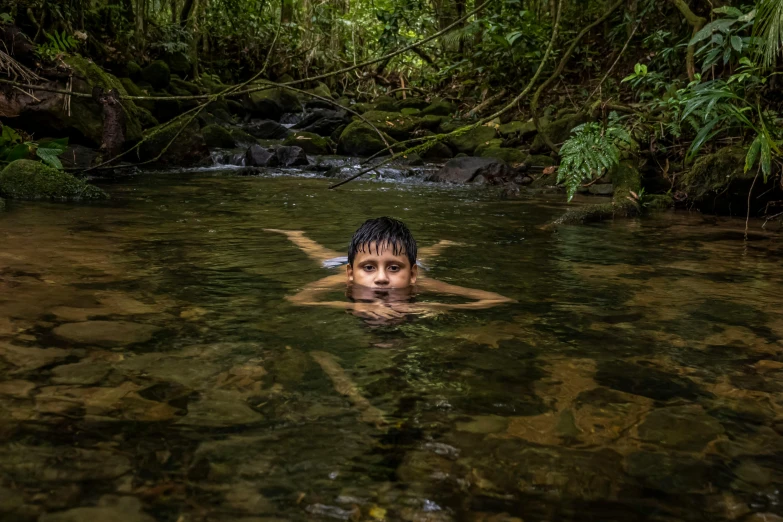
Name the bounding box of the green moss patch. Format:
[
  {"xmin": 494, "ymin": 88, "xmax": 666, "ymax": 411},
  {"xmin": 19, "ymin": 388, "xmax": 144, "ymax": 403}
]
[{"xmin": 0, "ymin": 160, "xmax": 108, "ymax": 201}]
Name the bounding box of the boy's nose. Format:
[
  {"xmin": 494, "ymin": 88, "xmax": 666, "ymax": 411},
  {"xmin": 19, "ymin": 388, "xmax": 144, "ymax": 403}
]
[{"xmin": 374, "ymin": 269, "xmax": 389, "ymax": 285}]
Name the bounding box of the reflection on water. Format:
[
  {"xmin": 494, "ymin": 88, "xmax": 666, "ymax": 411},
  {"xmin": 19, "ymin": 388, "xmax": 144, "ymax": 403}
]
[{"xmin": 1, "ymin": 171, "xmax": 783, "ymax": 521}]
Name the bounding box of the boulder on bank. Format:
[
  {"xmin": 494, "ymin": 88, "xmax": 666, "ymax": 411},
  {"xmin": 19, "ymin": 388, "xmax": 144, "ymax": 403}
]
[
  {"xmin": 444, "ymin": 124, "xmax": 498, "ymax": 155},
  {"xmin": 395, "ymin": 97, "xmax": 430, "ymax": 111},
  {"xmin": 357, "ymin": 111, "xmax": 423, "ymax": 140},
  {"xmin": 530, "ymin": 113, "xmax": 588, "ymax": 153},
  {"xmin": 164, "ymin": 52, "xmax": 191, "ymax": 76},
  {"xmin": 420, "ymin": 100, "xmax": 456, "ymax": 117},
  {"xmin": 679, "ymin": 146, "xmax": 762, "ymax": 214},
  {"xmin": 337, "ymin": 122, "xmax": 395, "ymax": 157},
  {"xmin": 283, "ymin": 132, "xmax": 333, "ymax": 155},
  {"xmin": 479, "ymin": 146, "xmax": 526, "ymax": 164},
  {"xmin": 372, "ymin": 96, "xmax": 397, "ymax": 112},
  {"xmin": 428, "ymin": 156, "xmax": 514, "ymax": 184},
  {"xmin": 0, "ymin": 160, "xmax": 108, "ymax": 201},
  {"xmin": 242, "ymin": 120, "xmax": 291, "ymax": 140},
  {"xmin": 137, "ymin": 120, "xmax": 209, "ymax": 167},
  {"xmin": 141, "ymin": 60, "xmax": 171, "ymax": 90},
  {"xmin": 498, "ymin": 120, "xmax": 537, "ymax": 139},
  {"xmin": 293, "ymin": 109, "xmax": 349, "ymax": 136},
  {"xmin": 202, "ymin": 124, "xmax": 236, "ymax": 149},
  {"xmin": 245, "ymin": 82, "xmax": 302, "ymax": 121}
]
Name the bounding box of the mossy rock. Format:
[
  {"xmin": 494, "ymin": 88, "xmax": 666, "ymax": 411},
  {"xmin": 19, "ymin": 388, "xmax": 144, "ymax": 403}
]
[
  {"xmin": 283, "ymin": 131, "xmax": 333, "ymax": 155},
  {"xmin": 59, "ymin": 55, "xmax": 143, "ymax": 146},
  {"xmin": 353, "ymin": 102, "xmax": 375, "ymax": 114},
  {"xmin": 138, "ymin": 120, "xmax": 209, "ymax": 166},
  {"xmin": 373, "ymin": 96, "xmax": 397, "ymax": 112},
  {"xmin": 119, "ymin": 77, "xmax": 155, "ymax": 113},
  {"xmin": 230, "ymin": 127, "xmax": 259, "ymax": 145},
  {"xmin": 550, "ymin": 200, "xmax": 639, "ymax": 226},
  {"xmin": 680, "ymin": 146, "xmax": 747, "ymax": 201},
  {"xmin": 199, "ymin": 76, "xmax": 227, "ymax": 95},
  {"xmin": 420, "ymin": 100, "xmax": 456, "ymax": 117},
  {"xmin": 530, "ymin": 114, "xmax": 588, "ymax": 153},
  {"xmin": 395, "ymin": 97, "xmax": 429, "ymax": 111},
  {"xmin": 645, "ymin": 194, "xmax": 675, "ymax": 210},
  {"xmin": 474, "ymin": 139, "xmax": 503, "ymax": 156},
  {"xmin": 247, "ymin": 81, "xmax": 302, "ymax": 121},
  {"xmin": 170, "ymin": 78, "xmax": 201, "ymax": 95},
  {"xmin": 401, "ymin": 108, "xmax": 421, "ymax": 116},
  {"xmin": 202, "ymin": 124, "xmax": 236, "ymax": 149},
  {"xmin": 356, "ymin": 111, "xmax": 423, "ymax": 140},
  {"xmin": 446, "ymin": 125, "xmax": 498, "ymax": 155},
  {"xmin": 135, "ymin": 106, "xmax": 159, "ymax": 129},
  {"xmin": 525, "ymin": 154, "xmax": 556, "ymax": 167},
  {"xmin": 0, "ymin": 160, "xmax": 108, "ymax": 201},
  {"xmin": 310, "ymin": 82, "xmax": 333, "ymax": 100},
  {"xmin": 499, "ymin": 120, "xmax": 537, "ymax": 138},
  {"xmin": 420, "ymin": 115, "xmax": 446, "ymax": 130},
  {"xmin": 151, "ymin": 90, "xmax": 183, "ymax": 123},
  {"xmin": 127, "ymin": 61, "xmax": 142, "ymax": 80},
  {"xmin": 336, "ymin": 96, "xmax": 352, "ymax": 108},
  {"xmin": 164, "ymin": 52, "xmax": 191, "ymax": 76},
  {"xmin": 479, "ymin": 147, "xmax": 526, "ymax": 164},
  {"xmin": 337, "ymin": 122, "xmax": 395, "ymax": 157},
  {"xmin": 418, "ymin": 133, "xmax": 453, "ymax": 160},
  {"xmin": 141, "ymin": 60, "xmax": 171, "ymax": 90}
]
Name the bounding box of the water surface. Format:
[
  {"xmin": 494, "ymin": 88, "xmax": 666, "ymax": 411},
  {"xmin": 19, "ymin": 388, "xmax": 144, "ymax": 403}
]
[{"xmin": 1, "ymin": 171, "xmax": 783, "ymax": 521}]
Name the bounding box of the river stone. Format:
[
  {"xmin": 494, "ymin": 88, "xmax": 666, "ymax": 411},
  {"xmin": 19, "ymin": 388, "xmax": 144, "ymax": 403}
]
[
  {"xmin": 595, "ymin": 360, "xmax": 704, "ymax": 401},
  {"xmin": 479, "ymin": 147, "xmax": 526, "ymax": 164},
  {"xmin": 0, "ymin": 444, "xmax": 131, "ymax": 483},
  {"xmin": 428, "ymin": 156, "xmax": 513, "ymax": 184},
  {"xmin": 246, "ymin": 82, "xmax": 301, "ymax": 121},
  {"xmin": 625, "ymin": 451, "xmax": 711, "ymax": 494},
  {"xmin": 39, "ymin": 495, "xmax": 155, "ymax": 522},
  {"xmin": 176, "ymin": 390, "xmax": 264, "ymax": 427},
  {"xmin": 337, "ymin": 122, "xmax": 395, "ymax": 157},
  {"xmin": 51, "ymin": 361, "xmax": 111, "ymax": 385},
  {"xmin": 53, "ymin": 321, "xmax": 161, "ymax": 347},
  {"xmin": 0, "ymin": 343, "xmax": 70, "ymax": 372},
  {"xmin": 358, "ymin": 111, "xmax": 423, "ymax": 140},
  {"xmin": 456, "ymin": 415, "xmax": 509, "ymax": 434},
  {"xmin": 201, "ymin": 124, "xmax": 236, "ymax": 149},
  {"xmin": 275, "ymin": 145, "xmax": 309, "ymax": 167},
  {"xmin": 245, "ymin": 144, "xmax": 278, "ymax": 167},
  {"xmin": 293, "ymin": 108, "xmax": 349, "ymax": 136},
  {"xmin": 138, "ymin": 119, "xmax": 209, "ymax": 167},
  {"xmin": 0, "ymin": 379, "xmax": 36, "ymax": 398},
  {"xmin": 638, "ymin": 405, "xmax": 724, "ymax": 451}
]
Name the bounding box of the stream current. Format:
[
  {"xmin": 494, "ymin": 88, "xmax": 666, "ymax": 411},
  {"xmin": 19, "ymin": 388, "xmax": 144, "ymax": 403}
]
[{"xmin": 1, "ymin": 168, "xmax": 783, "ymax": 521}]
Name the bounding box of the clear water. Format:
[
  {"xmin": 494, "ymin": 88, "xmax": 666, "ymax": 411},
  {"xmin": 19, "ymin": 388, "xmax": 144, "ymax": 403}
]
[{"xmin": 2, "ymin": 170, "xmax": 783, "ymax": 522}]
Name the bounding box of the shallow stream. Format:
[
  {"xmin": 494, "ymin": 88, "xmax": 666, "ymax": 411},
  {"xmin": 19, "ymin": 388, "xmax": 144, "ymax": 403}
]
[{"xmin": 2, "ymin": 169, "xmax": 783, "ymax": 521}]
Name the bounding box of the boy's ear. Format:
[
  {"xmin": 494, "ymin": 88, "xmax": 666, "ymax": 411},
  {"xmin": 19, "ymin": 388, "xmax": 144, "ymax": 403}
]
[
  {"xmin": 346, "ymin": 263, "xmax": 354, "ymax": 282},
  {"xmin": 410, "ymin": 263, "xmax": 418, "ymax": 284}
]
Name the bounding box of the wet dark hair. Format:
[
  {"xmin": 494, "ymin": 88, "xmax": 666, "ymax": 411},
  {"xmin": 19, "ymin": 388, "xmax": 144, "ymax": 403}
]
[{"xmin": 348, "ymin": 217, "xmax": 417, "ymax": 267}]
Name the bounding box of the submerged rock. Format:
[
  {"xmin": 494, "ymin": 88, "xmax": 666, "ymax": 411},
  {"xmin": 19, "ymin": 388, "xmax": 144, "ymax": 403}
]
[
  {"xmin": 53, "ymin": 320, "xmax": 161, "ymax": 347},
  {"xmin": 0, "ymin": 160, "xmax": 108, "ymax": 201},
  {"xmin": 638, "ymin": 405, "xmax": 724, "ymax": 451},
  {"xmin": 283, "ymin": 131, "xmax": 333, "ymax": 155},
  {"xmin": 428, "ymin": 156, "xmax": 513, "ymax": 184},
  {"xmin": 39, "ymin": 495, "xmax": 156, "ymax": 522},
  {"xmin": 176, "ymin": 390, "xmax": 264, "ymax": 427}
]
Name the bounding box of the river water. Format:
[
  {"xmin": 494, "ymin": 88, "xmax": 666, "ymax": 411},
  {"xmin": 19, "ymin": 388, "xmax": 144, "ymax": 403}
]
[{"xmin": 1, "ymin": 169, "xmax": 783, "ymax": 521}]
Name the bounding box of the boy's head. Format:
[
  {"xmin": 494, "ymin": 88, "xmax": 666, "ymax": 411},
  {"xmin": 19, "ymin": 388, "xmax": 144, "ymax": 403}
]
[{"xmin": 347, "ymin": 217, "xmax": 418, "ymax": 289}]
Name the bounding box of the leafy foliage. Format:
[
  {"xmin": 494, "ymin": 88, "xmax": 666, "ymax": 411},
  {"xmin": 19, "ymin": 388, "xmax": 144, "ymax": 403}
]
[
  {"xmin": 558, "ymin": 123, "xmax": 633, "ymax": 202},
  {"xmin": 0, "ymin": 125, "xmax": 68, "ymax": 170},
  {"xmin": 753, "ymin": 0, "xmax": 783, "ymax": 69},
  {"xmin": 35, "ymin": 30, "xmax": 80, "ymax": 61}
]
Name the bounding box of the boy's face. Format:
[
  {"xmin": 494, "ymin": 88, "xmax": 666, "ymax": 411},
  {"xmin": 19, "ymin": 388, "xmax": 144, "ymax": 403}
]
[{"xmin": 347, "ymin": 242, "xmax": 417, "ymax": 289}]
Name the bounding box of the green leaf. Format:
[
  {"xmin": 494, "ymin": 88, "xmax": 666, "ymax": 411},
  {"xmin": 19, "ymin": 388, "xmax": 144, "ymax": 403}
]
[
  {"xmin": 634, "ymin": 63, "xmax": 641, "ymax": 75},
  {"xmin": 731, "ymin": 34, "xmax": 743, "ymax": 51},
  {"xmin": 6, "ymin": 143, "xmax": 30, "ymax": 162},
  {"xmin": 35, "ymin": 139, "xmax": 68, "ymax": 170},
  {"xmin": 760, "ymin": 134, "xmax": 772, "ymax": 181},
  {"xmin": 714, "ymin": 6, "xmax": 743, "ymax": 18},
  {"xmin": 745, "ymin": 134, "xmax": 761, "ymax": 172},
  {"xmin": 687, "ymin": 117, "xmax": 722, "ymax": 162},
  {"xmin": 690, "ymin": 18, "xmax": 738, "ymax": 45},
  {"xmin": 1, "ymin": 125, "xmax": 20, "ymax": 145}
]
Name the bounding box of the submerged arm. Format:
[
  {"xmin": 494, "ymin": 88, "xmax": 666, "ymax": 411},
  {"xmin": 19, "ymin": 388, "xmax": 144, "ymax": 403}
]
[
  {"xmin": 287, "ymin": 273, "xmax": 405, "ymax": 319},
  {"xmin": 417, "ymin": 240, "xmax": 463, "ymax": 263},
  {"xmin": 414, "ymin": 278, "xmax": 515, "ymax": 310},
  {"xmin": 264, "ymin": 229, "xmax": 341, "ymax": 263}
]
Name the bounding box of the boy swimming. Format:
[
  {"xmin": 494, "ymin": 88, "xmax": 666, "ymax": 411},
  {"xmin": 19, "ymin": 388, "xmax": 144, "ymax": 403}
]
[{"xmin": 265, "ymin": 217, "xmax": 513, "ymax": 321}]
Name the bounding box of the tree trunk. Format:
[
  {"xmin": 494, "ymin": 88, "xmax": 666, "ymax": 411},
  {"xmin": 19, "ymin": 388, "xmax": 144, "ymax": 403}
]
[
  {"xmin": 281, "ymin": 0, "xmax": 294, "ymax": 23},
  {"xmin": 180, "ymin": 0, "xmax": 195, "ymax": 26},
  {"xmin": 668, "ymin": 0, "xmax": 706, "ymax": 80}
]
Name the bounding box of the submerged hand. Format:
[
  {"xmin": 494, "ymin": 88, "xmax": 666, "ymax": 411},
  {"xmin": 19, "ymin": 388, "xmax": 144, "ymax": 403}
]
[{"xmin": 351, "ymin": 302, "xmax": 405, "ymax": 320}]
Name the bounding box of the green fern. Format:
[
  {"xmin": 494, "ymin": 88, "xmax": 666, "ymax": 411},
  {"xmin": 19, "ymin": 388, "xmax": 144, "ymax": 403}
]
[{"xmin": 557, "ymin": 123, "xmax": 632, "ymax": 202}]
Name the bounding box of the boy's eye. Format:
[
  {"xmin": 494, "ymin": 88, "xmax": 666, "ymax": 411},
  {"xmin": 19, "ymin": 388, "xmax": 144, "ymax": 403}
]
[
  {"xmin": 388, "ymin": 265, "xmax": 400, "ymax": 272},
  {"xmin": 362, "ymin": 265, "xmax": 375, "ymax": 272}
]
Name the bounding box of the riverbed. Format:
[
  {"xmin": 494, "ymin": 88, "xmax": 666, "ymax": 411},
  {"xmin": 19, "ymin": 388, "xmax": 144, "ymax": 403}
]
[{"xmin": 1, "ymin": 169, "xmax": 782, "ymax": 521}]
